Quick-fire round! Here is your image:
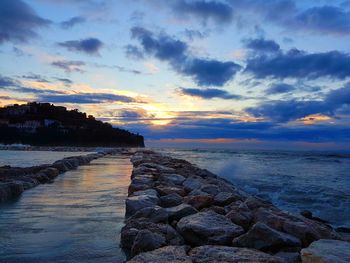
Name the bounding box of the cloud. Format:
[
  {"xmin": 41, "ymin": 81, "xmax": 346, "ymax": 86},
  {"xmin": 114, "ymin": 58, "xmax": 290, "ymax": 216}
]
[
  {"xmin": 245, "ymin": 49, "xmax": 350, "ymax": 80},
  {"xmin": 93, "ymin": 63, "xmax": 143, "ymax": 75},
  {"xmin": 183, "ymin": 29, "xmax": 209, "ymax": 40},
  {"xmin": 55, "ymin": 78, "xmax": 73, "ymax": 85},
  {"xmin": 21, "ymin": 73, "xmax": 50, "ymax": 83},
  {"xmin": 58, "ymin": 38, "xmax": 103, "ymax": 55},
  {"xmin": 130, "ymin": 27, "xmax": 241, "ymax": 86},
  {"xmin": 247, "ymin": 83, "xmax": 350, "ymax": 122},
  {"xmin": 265, "ymin": 83, "xmax": 295, "ymax": 95},
  {"xmin": 179, "ymin": 87, "xmax": 242, "ymax": 99},
  {"xmin": 125, "ymin": 44, "xmax": 144, "ymax": 59},
  {"xmin": 0, "ymin": 0, "xmax": 51, "ymax": 44},
  {"xmin": 173, "ymin": 0, "xmax": 234, "ymax": 24},
  {"xmin": 243, "ymin": 38, "xmax": 280, "ymax": 53},
  {"xmin": 294, "ymin": 6, "xmax": 350, "ymax": 35},
  {"xmin": 38, "ymin": 92, "xmax": 138, "ymax": 104},
  {"xmin": 51, "ymin": 60, "xmax": 86, "ymax": 73},
  {"xmin": 0, "ymin": 75, "xmax": 17, "ymax": 87},
  {"xmin": 60, "ymin": 16, "xmax": 86, "ymax": 29}
]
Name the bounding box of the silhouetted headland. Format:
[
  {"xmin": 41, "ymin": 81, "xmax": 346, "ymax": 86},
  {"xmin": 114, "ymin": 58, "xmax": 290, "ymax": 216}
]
[{"xmin": 0, "ymin": 102, "xmax": 144, "ymax": 147}]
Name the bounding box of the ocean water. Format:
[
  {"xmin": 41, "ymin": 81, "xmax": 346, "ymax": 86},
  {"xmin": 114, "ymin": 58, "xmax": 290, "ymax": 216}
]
[
  {"xmin": 0, "ymin": 150, "xmax": 94, "ymax": 167},
  {"xmin": 0, "ymin": 154, "xmax": 130, "ymax": 262},
  {"xmin": 157, "ymin": 148, "xmax": 350, "ymax": 228}
]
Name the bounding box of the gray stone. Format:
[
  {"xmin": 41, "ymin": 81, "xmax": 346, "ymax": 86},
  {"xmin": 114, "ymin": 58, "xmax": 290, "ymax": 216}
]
[
  {"xmin": 177, "ymin": 211, "xmax": 245, "ymax": 246},
  {"xmin": 160, "ymin": 193, "xmax": 183, "ymax": 208},
  {"xmin": 127, "ymin": 246, "xmax": 192, "ymax": 263},
  {"xmin": 232, "ymin": 222, "xmax": 301, "ymax": 252},
  {"xmin": 214, "ymin": 192, "xmax": 238, "ymax": 206},
  {"xmin": 301, "ymin": 239, "xmax": 350, "ymax": 263},
  {"xmin": 125, "ymin": 194, "xmax": 159, "ymax": 218},
  {"xmin": 189, "ymin": 245, "xmax": 282, "ymax": 263},
  {"xmin": 182, "ymin": 176, "xmax": 204, "ymax": 192},
  {"xmin": 128, "ymin": 206, "xmax": 168, "ymax": 223},
  {"xmin": 159, "ymin": 173, "xmax": 186, "ymax": 186},
  {"xmin": 166, "ymin": 203, "xmax": 198, "ymax": 222},
  {"xmin": 131, "ymin": 229, "xmax": 167, "ymax": 257}
]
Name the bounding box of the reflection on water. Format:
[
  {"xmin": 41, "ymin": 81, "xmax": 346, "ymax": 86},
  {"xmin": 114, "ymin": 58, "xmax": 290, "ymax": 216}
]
[
  {"xmin": 0, "ymin": 155, "xmax": 131, "ymax": 263},
  {"xmin": 0, "ymin": 150, "xmax": 95, "ymax": 167}
]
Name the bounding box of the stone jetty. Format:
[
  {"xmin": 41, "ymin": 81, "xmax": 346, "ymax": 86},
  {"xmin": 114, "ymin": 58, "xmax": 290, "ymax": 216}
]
[
  {"xmin": 0, "ymin": 148, "xmax": 123, "ymax": 202},
  {"xmin": 122, "ymin": 150, "xmax": 350, "ymax": 263}
]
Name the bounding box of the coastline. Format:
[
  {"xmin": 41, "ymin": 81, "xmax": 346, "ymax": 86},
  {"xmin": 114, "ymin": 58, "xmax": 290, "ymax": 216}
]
[
  {"xmin": 122, "ymin": 150, "xmax": 349, "ymax": 263},
  {"xmin": 0, "ymin": 148, "xmax": 131, "ymax": 202}
]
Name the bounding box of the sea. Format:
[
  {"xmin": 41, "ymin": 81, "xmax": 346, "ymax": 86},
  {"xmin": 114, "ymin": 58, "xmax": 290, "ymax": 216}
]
[{"xmin": 0, "ymin": 148, "xmax": 349, "ymax": 262}]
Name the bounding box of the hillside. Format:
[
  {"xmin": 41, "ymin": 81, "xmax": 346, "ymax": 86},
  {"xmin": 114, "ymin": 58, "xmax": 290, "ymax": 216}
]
[{"xmin": 0, "ymin": 102, "xmax": 144, "ymax": 147}]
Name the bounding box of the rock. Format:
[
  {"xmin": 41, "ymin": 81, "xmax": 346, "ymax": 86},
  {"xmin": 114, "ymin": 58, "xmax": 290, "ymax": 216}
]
[
  {"xmin": 226, "ymin": 203, "xmax": 253, "ymax": 230},
  {"xmin": 300, "ymin": 210, "xmax": 313, "ymax": 219},
  {"xmin": 156, "ymin": 185, "xmax": 186, "ymax": 197},
  {"xmin": 187, "ymin": 189, "xmax": 211, "ymax": 197},
  {"xmin": 160, "ymin": 193, "xmax": 183, "ymax": 208},
  {"xmin": 121, "ymin": 220, "xmax": 184, "ymax": 250},
  {"xmin": 200, "ymin": 184, "xmax": 219, "ymax": 196},
  {"xmin": 125, "ymin": 194, "xmax": 159, "ymax": 218},
  {"xmin": 232, "ymin": 222, "xmax": 301, "ymax": 252},
  {"xmin": 301, "ymin": 239, "xmax": 350, "ymax": 263},
  {"xmin": 245, "ymin": 196, "xmax": 272, "ymax": 211},
  {"xmin": 131, "ymin": 230, "xmax": 167, "ymax": 257},
  {"xmin": 166, "ymin": 203, "xmax": 198, "ymax": 222},
  {"xmin": 132, "ymin": 189, "xmax": 159, "ymax": 197},
  {"xmin": 275, "ymin": 252, "xmax": 301, "ymax": 263},
  {"xmin": 214, "ymin": 192, "xmax": 238, "ymax": 206},
  {"xmin": 184, "ymin": 195, "xmax": 214, "ymax": 210},
  {"xmin": 189, "ymin": 245, "xmax": 282, "ymax": 263},
  {"xmin": 159, "ymin": 173, "xmax": 186, "ymax": 186},
  {"xmin": 177, "ymin": 211, "xmax": 245, "ymax": 246},
  {"xmin": 182, "ymin": 176, "xmax": 204, "ymax": 192},
  {"xmin": 128, "ymin": 182, "xmax": 152, "ymax": 195},
  {"xmin": 128, "ymin": 206, "xmax": 168, "ymax": 223},
  {"xmin": 254, "ymin": 208, "xmax": 341, "ymax": 247},
  {"xmin": 127, "ymin": 246, "xmax": 192, "ymax": 263},
  {"xmin": 201, "ymin": 205, "xmax": 226, "ymax": 215}
]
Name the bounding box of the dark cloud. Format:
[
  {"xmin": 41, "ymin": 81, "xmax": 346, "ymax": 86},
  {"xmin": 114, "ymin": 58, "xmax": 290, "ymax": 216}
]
[
  {"xmin": 55, "ymin": 78, "xmax": 73, "ymax": 85},
  {"xmin": 58, "ymin": 38, "xmax": 103, "ymax": 55},
  {"xmin": 60, "ymin": 16, "xmax": 86, "ymax": 29},
  {"xmin": 93, "ymin": 63, "xmax": 142, "ymax": 75},
  {"xmin": 183, "ymin": 29, "xmax": 209, "ymax": 40},
  {"xmin": 173, "ymin": 0, "xmax": 234, "ymax": 24},
  {"xmin": 51, "ymin": 60, "xmax": 86, "ymax": 73},
  {"xmin": 247, "ymin": 83, "xmax": 350, "ymax": 122},
  {"xmin": 265, "ymin": 83, "xmax": 295, "ymax": 95},
  {"xmin": 179, "ymin": 87, "xmax": 242, "ymax": 99},
  {"xmin": 245, "ymin": 49, "xmax": 350, "ymax": 80},
  {"xmin": 125, "ymin": 44, "xmax": 144, "ymax": 59},
  {"xmin": 38, "ymin": 93, "xmax": 138, "ymax": 104},
  {"xmin": 180, "ymin": 58, "xmax": 241, "ymax": 86},
  {"xmin": 21, "ymin": 73, "xmax": 50, "ymax": 83},
  {"xmin": 0, "ymin": 0, "xmax": 51, "ymax": 44},
  {"xmin": 294, "ymin": 6, "xmax": 350, "ymax": 35},
  {"xmin": 244, "ymin": 38, "xmax": 280, "ymax": 53},
  {"xmin": 0, "ymin": 75, "xmax": 17, "ymax": 87},
  {"xmin": 130, "ymin": 27, "xmax": 241, "ymax": 86}
]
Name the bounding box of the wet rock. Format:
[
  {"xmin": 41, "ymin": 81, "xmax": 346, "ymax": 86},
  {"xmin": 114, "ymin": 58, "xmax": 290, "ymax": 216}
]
[
  {"xmin": 301, "ymin": 239, "xmax": 350, "ymax": 263},
  {"xmin": 226, "ymin": 208, "xmax": 253, "ymax": 230},
  {"xmin": 245, "ymin": 196, "xmax": 273, "ymax": 211},
  {"xmin": 132, "ymin": 189, "xmax": 159, "ymax": 198},
  {"xmin": 165, "ymin": 203, "xmax": 198, "ymax": 222},
  {"xmin": 121, "ymin": 220, "xmax": 184, "ymax": 250},
  {"xmin": 128, "ymin": 183, "xmax": 152, "ymax": 195},
  {"xmin": 232, "ymin": 222, "xmax": 302, "ymax": 252},
  {"xmin": 184, "ymin": 195, "xmax": 214, "ymax": 210},
  {"xmin": 275, "ymin": 252, "xmax": 301, "ymax": 263},
  {"xmin": 187, "ymin": 189, "xmax": 211, "ymax": 197},
  {"xmin": 125, "ymin": 194, "xmax": 159, "ymax": 218},
  {"xmin": 131, "ymin": 230, "xmax": 167, "ymax": 257},
  {"xmin": 127, "ymin": 246, "xmax": 192, "ymax": 263},
  {"xmin": 300, "ymin": 210, "xmax": 313, "ymax": 219},
  {"xmin": 214, "ymin": 192, "xmax": 239, "ymax": 206},
  {"xmin": 159, "ymin": 173, "xmax": 186, "ymax": 186},
  {"xmin": 189, "ymin": 245, "xmax": 282, "ymax": 263},
  {"xmin": 128, "ymin": 206, "xmax": 168, "ymax": 223},
  {"xmin": 155, "ymin": 185, "xmax": 186, "ymax": 197},
  {"xmin": 159, "ymin": 193, "xmax": 183, "ymax": 208},
  {"xmin": 201, "ymin": 205, "xmax": 226, "ymax": 215},
  {"xmin": 254, "ymin": 208, "xmax": 341, "ymax": 247},
  {"xmin": 200, "ymin": 184, "xmax": 219, "ymax": 196},
  {"xmin": 177, "ymin": 211, "xmax": 245, "ymax": 246},
  {"xmin": 182, "ymin": 176, "xmax": 204, "ymax": 192}
]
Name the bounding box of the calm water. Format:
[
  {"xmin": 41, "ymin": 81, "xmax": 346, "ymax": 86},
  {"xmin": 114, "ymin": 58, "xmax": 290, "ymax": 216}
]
[
  {"xmin": 0, "ymin": 154, "xmax": 131, "ymax": 263},
  {"xmin": 0, "ymin": 150, "xmax": 94, "ymax": 167},
  {"xmin": 157, "ymin": 148, "xmax": 350, "ymax": 228}
]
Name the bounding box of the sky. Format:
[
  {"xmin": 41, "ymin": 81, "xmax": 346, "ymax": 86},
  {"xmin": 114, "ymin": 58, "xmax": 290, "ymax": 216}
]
[{"xmin": 1, "ymin": 0, "xmax": 350, "ymax": 150}]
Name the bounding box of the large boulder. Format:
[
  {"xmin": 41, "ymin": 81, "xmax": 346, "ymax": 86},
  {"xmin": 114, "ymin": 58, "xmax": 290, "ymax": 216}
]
[
  {"xmin": 127, "ymin": 246, "xmax": 192, "ymax": 263},
  {"xmin": 166, "ymin": 203, "xmax": 198, "ymax": 222},
  {"xmin": 177, "ymin": 211, "xmax": 245, "ymax": 246},
  {"xmin": 125, "ymin": 194, "xmax": 159, "ymax": 218},
  {"xmin": 232, "ymin": 222, "xmax": 301, "ymax": 252},
  {"xmin": 301, "ymin": 239, "xmax": 350, "ymax": 263},
  {"xmin": 159, "ymin": 193, "xmax": 183, "ymax": 208},
  {"xmin": 155, "ymin": 185, "xmax": 186, "ymax": 197},
  {"xmin": 184, "ymin": 195, "xmax": 214, "ymax": 210},
  {"xmin": 159, "ymin": 173, "xmax": 186, "ymax": 186},
  {"xmin": 254, "ymin": 208, "xmax": 340, "ymax": 246},
  {"xmin": 131, "ymin": 230, "xmax": 167, "ymax": 257},
  {"xmin": 127, "ymin": 206, "xmax": 168, "ymax": 223},
  {"xmin": 182, "ymin": 176, "xmax": 204, "ymax": 192},
  {"xmin": 189, "ymin": 245, "xmax": 282, "ymax": 263},
  {"xmin": 214, "ymin": 192, "xmax": 241, "ymax": 206}
]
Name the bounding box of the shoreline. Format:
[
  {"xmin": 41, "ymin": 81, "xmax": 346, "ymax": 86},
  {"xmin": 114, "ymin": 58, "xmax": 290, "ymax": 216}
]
[
  {"xmin": 0, "ymin": 148, "xmax": 131, "ymax": 202},
  {"xmin": 122, "ymin": 150, "xmax": 349, "ymax": 263},
  {"xmin": 0, "ymin": 145, "xmax": 141, "ymax": 152}
]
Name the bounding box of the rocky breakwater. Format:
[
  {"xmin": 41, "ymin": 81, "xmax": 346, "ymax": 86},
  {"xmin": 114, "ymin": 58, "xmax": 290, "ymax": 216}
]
[
  {"xmin": 121, "ymin": 150, "xmax": 349, "ymax": 263},
  {"xmin": 0, "ymin": 149, "xmax": 121, "ymax": 202}
]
